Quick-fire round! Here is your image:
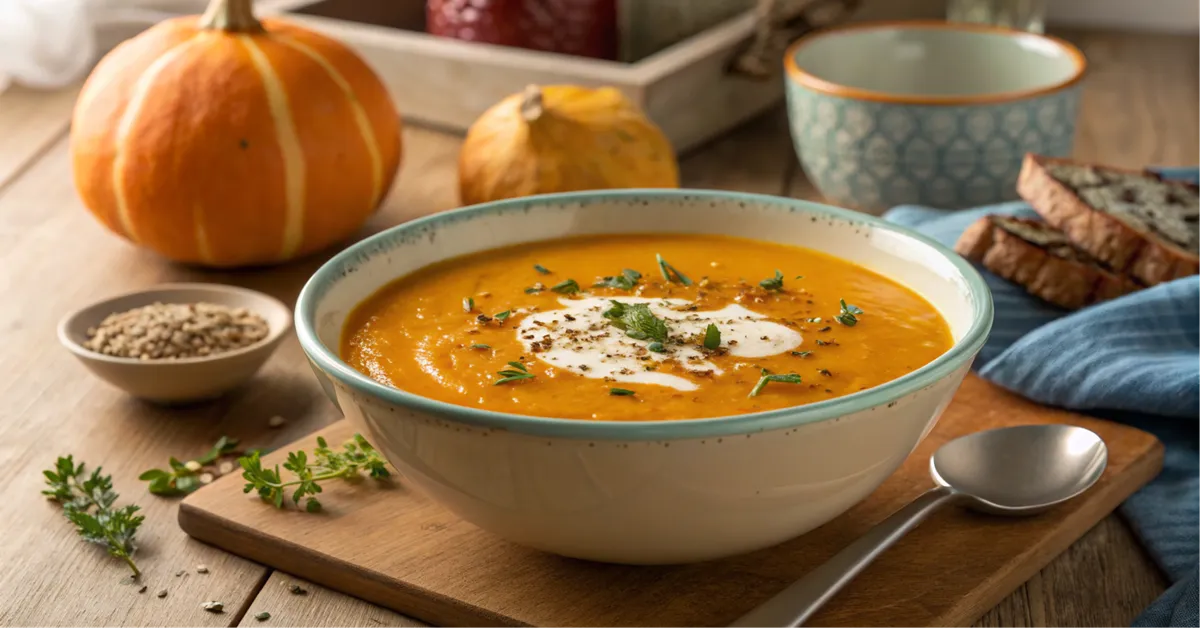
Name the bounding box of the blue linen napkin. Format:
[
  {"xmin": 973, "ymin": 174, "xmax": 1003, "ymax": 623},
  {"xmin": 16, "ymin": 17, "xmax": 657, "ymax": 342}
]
[{"xmin": 884, "ymin": 166, "xmax": 1199, "ymax": 628}]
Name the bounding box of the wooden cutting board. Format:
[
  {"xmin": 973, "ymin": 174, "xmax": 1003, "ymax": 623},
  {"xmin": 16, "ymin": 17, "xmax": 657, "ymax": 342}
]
[{"xmin": 179, "ymin": 376, "xmax": 1163, "ymax": 627}]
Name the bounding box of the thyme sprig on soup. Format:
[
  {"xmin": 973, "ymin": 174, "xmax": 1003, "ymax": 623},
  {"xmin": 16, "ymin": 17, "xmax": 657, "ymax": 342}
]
[{"xmin": 341, "ymin": 234, "xmax": 952, "ymax": 421}]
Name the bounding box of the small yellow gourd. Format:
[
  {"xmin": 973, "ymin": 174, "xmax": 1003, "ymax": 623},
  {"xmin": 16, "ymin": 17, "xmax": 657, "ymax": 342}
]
[{"xmin": 458, "ymin": 85, "xmax": 680, "ymax": 205}]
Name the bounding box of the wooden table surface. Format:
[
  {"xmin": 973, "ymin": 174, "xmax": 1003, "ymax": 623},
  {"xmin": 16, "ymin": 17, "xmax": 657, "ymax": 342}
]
[{"xmin": 0, "ymin": 28, "xmax": 1193, "ymax": 628}]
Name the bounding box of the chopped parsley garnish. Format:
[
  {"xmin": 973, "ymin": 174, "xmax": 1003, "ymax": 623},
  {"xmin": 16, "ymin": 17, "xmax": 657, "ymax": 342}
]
[
  {"xmin": 463, "ymin": 297, "xmax": 474, "ymax": 313},
  {"xmin": 748, "ymin": 369, "xmax": 803, "ymax": 398},
  {"xmin": 470, "ymin": 344, "xmax": 491, "ymax": 350},
  {"xmin": 602, "ymin": 301, "xmax": 669, "ymax": 343},
  {"xmin": 494, "ymin": 360, "xmax": 535, "ymax": 385},
  {"xmin": 818, "ymin": 368, "xmax": 832, "ymax": 377},
  {"xmin": 594, "ymin": 268, "xmax": 642, "ymax": 290},
  {"xmin": 610, "ymin": 388, "xmax": 636, "ymax": 396},
  {"xmin": 647, "ymin": 341, "xmax": 666, "ymax": 353},
  {"xmin": 795, "ymin": 275, "xmax": 804, "ymax": 279},
  {"xmin": 551, "ymin": 278, "xmax": 581, "ymax": 294},
  {"xmin": 791, "ymin": 350, "xmax": 811, "ymax": 357},
  {"xmin": 703, "ymin": 323, "xmax": 721, "ymax": 350},
  {"xmin": 493, "ymin": 310, "xmax": 511, "ymax": 321},
  {"xmin": 534, "ymin": 264, "xmax": 552, "ymax": 275},
  {"xmin": 815, "ymin": 339, "xmax": 831, "ymax": 346},
  {"xmin": 656, "ymin": 253, "xmax": 692, "ymax": 286},
  {"xmin": 759, "ymin": 270, "xmax": 784, "ymax": 291},
  {"xmin": 836, "ymin": 300, "xmax": 864, "ymax": 326},
  {"xmin": 524, "ymin": 283, "xmax": 545, "ymax": 294}
]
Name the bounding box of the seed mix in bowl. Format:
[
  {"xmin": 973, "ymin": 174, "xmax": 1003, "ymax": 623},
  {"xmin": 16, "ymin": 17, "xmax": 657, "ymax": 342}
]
[{"xmin": 84, "ymin": 302, "xmax": 270, "ymax": 360}]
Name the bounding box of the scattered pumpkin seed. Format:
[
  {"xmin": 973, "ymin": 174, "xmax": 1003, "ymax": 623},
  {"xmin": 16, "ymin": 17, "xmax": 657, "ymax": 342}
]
[
  {"xmin": 268, "ymin": 415, "xmax": 287, "ymax": 428},
  {"xmin": 288, "ymin": 584, "xmax": 308, "ymax": 595},
  {"xmin": 201, "ymin": 601, "xmax": 224, "ymax": 613},
  {"xmin": 156, "ymin": 590, "xmax": 168, "ymax": 598},
  {"xmin": 138, "ymin": 585, "xmax": 148, "ymax": 594},
  {"xmin": 255, "ymin": 611, "xmax": 271, "ymax": 621},
  {"xmin": 196, "ymin": 565, "xmax": 209, "ymax": 574}
]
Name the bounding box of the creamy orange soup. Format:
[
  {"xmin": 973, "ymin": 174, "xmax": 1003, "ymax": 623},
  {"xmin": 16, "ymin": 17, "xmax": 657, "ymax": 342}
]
[{"xmin": 342, "ymin": 234, "xmax": 953, "ymax": 421}]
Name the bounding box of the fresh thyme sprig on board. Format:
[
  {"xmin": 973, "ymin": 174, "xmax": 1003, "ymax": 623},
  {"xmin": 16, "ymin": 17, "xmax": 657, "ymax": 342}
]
[
  {"xmin": 239, "ymin": 434, "xmax": 390, "ymax": 513},
  {"xmin": 43, "ymin": 456, "xmax": 144, "ymax": 576}
]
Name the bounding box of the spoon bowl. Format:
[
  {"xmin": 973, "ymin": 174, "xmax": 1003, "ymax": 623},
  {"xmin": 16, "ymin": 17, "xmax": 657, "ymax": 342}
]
[{"xmin": 932, "ymin": 424, "xmax": 1108, "ymax": 515}]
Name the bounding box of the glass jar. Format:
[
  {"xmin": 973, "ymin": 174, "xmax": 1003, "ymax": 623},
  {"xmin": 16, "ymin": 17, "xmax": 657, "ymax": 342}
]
[{"xmin": 946, "ymin": 0, "xmax": 1047, "ymax": 33}]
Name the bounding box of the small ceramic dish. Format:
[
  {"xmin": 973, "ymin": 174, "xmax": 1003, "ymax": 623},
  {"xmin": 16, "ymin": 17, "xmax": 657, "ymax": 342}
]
[
  {"xmin": 785, "ymin": 20, "xmax": 1087, "ymax": 213},
  {"xmin": 295, "ymin": 189, "xmax": 994, "ymax": 565},
  {"xmin": 57, "ymin": 283, "xmax": 292, "ymax": 404}
]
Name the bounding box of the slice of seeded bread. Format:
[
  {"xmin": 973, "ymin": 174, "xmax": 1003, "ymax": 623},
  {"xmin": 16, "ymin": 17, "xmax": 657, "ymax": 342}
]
[
  {"xmin": 955, "ymin": 215, "xmax": 1142, "ymax": 310},
  {"xmin": 1017, "ymin": 154, "xmax": 1199, "ymax": 286}
]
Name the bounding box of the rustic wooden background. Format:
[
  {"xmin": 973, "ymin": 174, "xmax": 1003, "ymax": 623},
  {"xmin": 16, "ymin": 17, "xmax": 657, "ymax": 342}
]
[{"xmin": 0, "ymin": 28, "xmax": 1194, "ymax": 627}]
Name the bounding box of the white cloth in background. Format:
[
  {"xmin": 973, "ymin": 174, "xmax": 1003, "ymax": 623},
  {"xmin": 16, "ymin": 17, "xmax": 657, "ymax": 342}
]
[{"xmin": 0, "ymin": 0, "xmax": 202, "ymax": 93}]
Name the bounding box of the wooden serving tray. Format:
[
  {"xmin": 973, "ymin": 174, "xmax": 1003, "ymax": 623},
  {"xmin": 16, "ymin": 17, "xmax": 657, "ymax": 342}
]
[
  {"xmin": 94, "ymin": 0, "xmax": 945, "ymax": 153},
  {"xmin": 179, "ymin": 376, "xmax": 1162, "ymax": 627}
]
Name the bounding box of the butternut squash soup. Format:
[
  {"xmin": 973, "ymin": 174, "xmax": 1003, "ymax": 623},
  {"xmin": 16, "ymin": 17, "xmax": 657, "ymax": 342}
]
[{"xmin": 341, "ymin": 234, "xmax": 953, "ymax": 421}]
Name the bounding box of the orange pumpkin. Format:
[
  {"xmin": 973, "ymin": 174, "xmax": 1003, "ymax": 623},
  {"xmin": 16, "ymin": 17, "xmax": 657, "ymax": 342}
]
[{"xmin": 71, "ymin": 0, "xmax": 402, "ymax": 267}]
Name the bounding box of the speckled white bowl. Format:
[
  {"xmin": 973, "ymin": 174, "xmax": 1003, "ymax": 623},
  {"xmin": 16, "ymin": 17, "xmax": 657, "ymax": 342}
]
[{"xmin": 296, "ymin": 190, "xmax": 993, "ymax": 564}]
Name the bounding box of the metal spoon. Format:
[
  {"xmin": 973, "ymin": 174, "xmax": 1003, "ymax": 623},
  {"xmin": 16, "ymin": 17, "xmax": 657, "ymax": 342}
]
[{"xmin": 730, "ymin": 424, "xmax": 1108, "ymax": 627}]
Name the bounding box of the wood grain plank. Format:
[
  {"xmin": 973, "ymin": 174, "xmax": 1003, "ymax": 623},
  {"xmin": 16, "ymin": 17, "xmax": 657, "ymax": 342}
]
[
  {"xmin": 0, "ymin": 125, "xmax": 458, "ymax": 626},
  {"xmin": 0, "ymin": 85, "xmax": 79, "ymax": 192},
  {"xmin": 239, "ymin": 574, "xmax": 426, "ymax": 627}
]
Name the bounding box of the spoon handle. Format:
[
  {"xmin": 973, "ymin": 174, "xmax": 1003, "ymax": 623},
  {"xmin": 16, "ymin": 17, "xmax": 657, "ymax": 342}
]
[{"xmin": 729, "ymin": 486, "xmax": 963, "ymax": 627}]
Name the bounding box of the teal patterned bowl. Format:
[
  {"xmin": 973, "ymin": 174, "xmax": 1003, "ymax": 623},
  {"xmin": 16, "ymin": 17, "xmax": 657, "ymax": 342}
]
[{"xmin": 785, "ymin": 21, "xmax": 1086, "ymax": 213}]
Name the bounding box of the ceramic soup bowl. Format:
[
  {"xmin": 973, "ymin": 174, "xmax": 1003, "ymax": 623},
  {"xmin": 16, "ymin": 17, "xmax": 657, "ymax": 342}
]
[
  {"xmin": 296, "ymin": 190, "xmax": 993, "ymax": 564},
  {"xmin": 785, "ymin": 20, "xmax": 1087, "ymax": 213}
]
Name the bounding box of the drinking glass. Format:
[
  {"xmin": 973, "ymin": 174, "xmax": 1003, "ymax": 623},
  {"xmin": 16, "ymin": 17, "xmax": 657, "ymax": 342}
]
[{"xmin": 947, "ymin": 0, "xmax": 1047, "ymax": 33}]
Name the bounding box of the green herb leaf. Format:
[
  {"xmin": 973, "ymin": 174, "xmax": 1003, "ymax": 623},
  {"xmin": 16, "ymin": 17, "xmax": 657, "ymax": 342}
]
[
  {"xmin": 239, "ymin": 434, "xmax": 390, "ymax": 512},
  {"xmin": 551, "ymin": 279, "xmax": 581, "ymax": 295},
  {"xmin": 647, "ymin": 341, "xmax": 666, "ymax": 353},
  {"xmin": 602, "ymin": 301, "xmax": 669, "ymax": 343},
  {"xmin": 524, "ymin": 283, "xmax": 545, "ymax": 294},
  {"xmin": 43, "ymin": 455, "xmax": 143, "ymax": 576},
  {"xmin": 495, "ymin": 360, "xmax": 535, "ymax": 385},
  {"xmin": 748, "ymin": 369, "xmax": 803, "ymax": 398},
  {"xmin": 655, "ymin": 253, "xmax": 692, "ymax": 286},
  {"xmin": 815, "ymin": 339, "xmax": 831, "ymax": 346},
  {"xmin": 759, "ymin": 270, "xmax": 784, "ymax": 291},
  {"xmin": 594, "ymin": 268, "xmax": 642, "ymax": 290},
  {"xmin": 610, "ymin": 388, "xmax": 636, "ymax": 396},
  {"xmin": 139, "ymin": 437, "xmax": 245, "ymax": 497},
  {"xmin": 494, "ymin": 310, "xmax": 511, "ymax": 321},
  {"xmin": 534, "ymin": 264, "xmax": 552, "ymax": 275},
  {"xmin": 791, "ymin": 350, "xmax": 812, "ymax": 357},
  {"xmin": 818, "ymin": 368, "xmax": 833, "ymax": 377},
  {"xmin": 795, "ymin": 275, "xmax": 804, "ymax": 279},
  {"xmin": 470, "ymin": 343, "xmax": 491, "ymax": 350},
  {"xmin": 703, "ymin": 323, "xmax": 721, "ymax": 350},
  {"xmin": 835, "ymin": 299, "xmax": 864, "ymax": 326},
  {"xmin": 463, "ymin": 297, "xmax": 474, "ymax": 313}
]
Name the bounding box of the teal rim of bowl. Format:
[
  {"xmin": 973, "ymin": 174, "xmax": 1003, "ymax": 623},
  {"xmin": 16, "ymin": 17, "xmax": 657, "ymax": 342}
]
[{"xmin": 296, "ymin": 189, "xmax": 995, "ymax": 441}]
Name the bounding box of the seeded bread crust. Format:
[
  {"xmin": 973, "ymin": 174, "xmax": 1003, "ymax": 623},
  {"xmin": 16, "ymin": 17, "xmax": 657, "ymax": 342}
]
[
  {"xmin": 1016, "ymin": 154, "xmax": 1200, "ymax": 286},
  {"xmin": 955, "ymin": 215, "xmax": 1142, "ymax": 310}
]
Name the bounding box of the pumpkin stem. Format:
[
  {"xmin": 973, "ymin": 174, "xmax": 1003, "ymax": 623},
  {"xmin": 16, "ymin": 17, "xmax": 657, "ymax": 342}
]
[
  {"xmin": 519, "ymin": 85, "xmax": 545, "ymax": 123},
  {"xmin": 198, "ymin": 0, "xmax": 264, "ymax": 32}
]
